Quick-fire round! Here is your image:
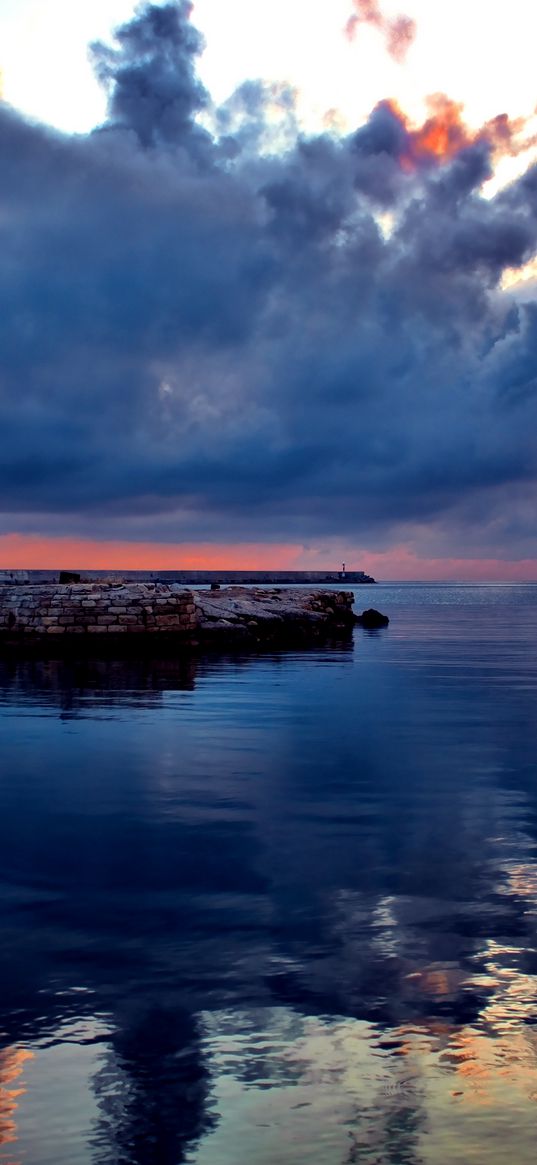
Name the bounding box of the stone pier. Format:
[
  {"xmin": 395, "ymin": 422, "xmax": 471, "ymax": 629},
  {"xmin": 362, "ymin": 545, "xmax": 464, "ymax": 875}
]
[{"xmin": 0, "ymin": 583, "xmax": 357, "ymax": 650}]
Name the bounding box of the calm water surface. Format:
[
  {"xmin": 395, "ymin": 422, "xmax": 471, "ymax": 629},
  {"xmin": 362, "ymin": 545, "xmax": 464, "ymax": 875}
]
[{"xmin": 2, "ymin": 584, "xmax": 537, "ymax": 1164}]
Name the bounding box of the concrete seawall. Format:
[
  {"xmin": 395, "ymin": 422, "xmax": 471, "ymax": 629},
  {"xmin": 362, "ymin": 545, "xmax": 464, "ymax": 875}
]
[
  {"xmin": 0, "ymin": 569, "xmax": 375, "ymax": 585},
  {"xmin": 0, "ymin": 583, "xmax": 357, "ymax": 650}
]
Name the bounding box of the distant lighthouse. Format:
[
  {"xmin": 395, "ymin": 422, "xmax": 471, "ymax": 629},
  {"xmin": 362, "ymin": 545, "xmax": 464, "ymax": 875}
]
[{"xmin": 341, "ymin": 562, "xmax": 346, "ymax": 579}]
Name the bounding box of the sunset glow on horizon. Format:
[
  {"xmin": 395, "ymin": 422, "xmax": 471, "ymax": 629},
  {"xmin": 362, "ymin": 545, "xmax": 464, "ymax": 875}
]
[{"xmin": 1, "ymin": 535, "xmax": 537, "ymax": 583}]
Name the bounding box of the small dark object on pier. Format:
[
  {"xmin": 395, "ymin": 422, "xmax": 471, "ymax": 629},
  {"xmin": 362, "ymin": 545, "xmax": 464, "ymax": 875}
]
[
  {"xmin": 59, "ymin": 571, "xmax": 81, "ymax": 584},
  {"xmin": 210, "ymin": 581, "xmax": 221, "ymax": 591},
  {"xmin": 356, "ymin": 608, "xmax": 389, "ymax": 628}
]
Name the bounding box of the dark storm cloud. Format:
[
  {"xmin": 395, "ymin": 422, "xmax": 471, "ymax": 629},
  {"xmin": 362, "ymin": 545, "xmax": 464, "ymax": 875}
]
[
  {"xmin": 2, "ymin": 0, "xmax": 537, "ymax": 557},
  {"xmin": 90, "ymin": 0, "xmax": 211, "ymax": 157}
]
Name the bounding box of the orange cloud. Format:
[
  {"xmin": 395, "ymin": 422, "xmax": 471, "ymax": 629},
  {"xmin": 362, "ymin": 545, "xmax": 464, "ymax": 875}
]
[
  {"xmin": 346, "ymin": 0, "xmax": 416, "ymax": 63},
  {"xmin": 387, "ymin": 93, "xmax": 537, "ymax": 169}
]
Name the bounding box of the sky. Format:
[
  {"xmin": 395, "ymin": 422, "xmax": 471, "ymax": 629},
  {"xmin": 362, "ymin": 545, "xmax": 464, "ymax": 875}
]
[{"xmin": 2, "ymin": 0, "xmax": 537, "ymax": 579}]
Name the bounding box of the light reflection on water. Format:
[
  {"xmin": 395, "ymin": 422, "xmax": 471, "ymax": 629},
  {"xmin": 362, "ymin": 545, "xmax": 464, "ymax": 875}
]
[{"xmin": 1, "ymin": 584, "xmax": 537, "ymax": 1163}]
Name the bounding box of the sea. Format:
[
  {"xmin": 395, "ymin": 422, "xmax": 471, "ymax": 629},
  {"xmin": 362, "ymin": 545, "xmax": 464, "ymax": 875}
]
[{"xmin": 1, "ymin": 582, "xmax": 537, "ymax": 1165}]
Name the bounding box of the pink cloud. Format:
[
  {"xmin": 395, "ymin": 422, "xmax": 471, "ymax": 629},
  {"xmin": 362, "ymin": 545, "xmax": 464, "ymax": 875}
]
[
  {"xmin": 351, "ymin": 545, "xmax": 537, "ymax": 582},
  {"xmin": 345, "ymin": 0, "xmax": 416, "ymax": 62}
]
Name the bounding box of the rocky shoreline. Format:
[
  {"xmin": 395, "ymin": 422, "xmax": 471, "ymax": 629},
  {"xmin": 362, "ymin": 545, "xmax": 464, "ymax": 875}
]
[
  {"xmin": 0, "ymin": 583, "xmax": 365, "ymax": 651},
  {"xmin": 194, "ymin": 586, "xmax": 358, "ymax": 642}
]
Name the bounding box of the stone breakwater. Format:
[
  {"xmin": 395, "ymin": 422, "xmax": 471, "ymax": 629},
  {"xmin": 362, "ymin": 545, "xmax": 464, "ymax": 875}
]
[
  {"xmin": 0, "ymin": 583, "xmax": 197, "ymax": 641},
  {"xmin": 0, "ymin": 583, "xmax": 356, "ymax": 649},
  {"xmin": 0, "ymin": 569, "xmax": 375, "ymax": 585}
]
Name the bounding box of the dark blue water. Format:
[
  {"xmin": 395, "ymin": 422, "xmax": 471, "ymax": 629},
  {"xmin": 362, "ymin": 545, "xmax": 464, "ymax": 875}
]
[{"xmin": 2, "ymin": 584, "xmax": 537, "ymax": 1164}]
